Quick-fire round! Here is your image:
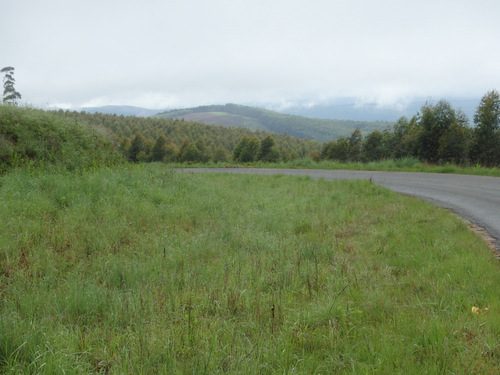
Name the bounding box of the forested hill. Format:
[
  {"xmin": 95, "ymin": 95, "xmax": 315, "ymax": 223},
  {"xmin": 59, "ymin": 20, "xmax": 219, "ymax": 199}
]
[
  {"xmin": 156, "ymin": 104, "xmax": 390, "ymax": 142},
  {"xmin": 55, "ymin": 109, "xmax": 322, "ymax": 163}
]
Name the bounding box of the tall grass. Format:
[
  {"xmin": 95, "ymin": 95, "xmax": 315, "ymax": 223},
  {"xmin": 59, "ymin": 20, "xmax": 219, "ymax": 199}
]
[
  {"xmin": 0, "ymin": 105, "xmax": 123, "ymax": 173},
  {"xmin": 1, "ymin": 164, "xmax": 499, "ymax": 373}
]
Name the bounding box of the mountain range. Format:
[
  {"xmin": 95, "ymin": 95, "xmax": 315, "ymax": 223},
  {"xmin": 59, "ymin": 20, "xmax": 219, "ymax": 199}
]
[
  {"xmin": 80, "ymin": 97, "xmax": 480, "ymax": 121},
  {"xmin": 77, "ymin": 97, "xmax": 481, "ymax": 142},
  {"xmin": 79, "ymin": 105, "xmax": 160, "ymax": 117},
  {"xmin": 78, "ymin": 104, "xmax": 392, "ymax": 142},
  {"xmin": 281, "ymin": 97, "xmax": 480, "ymax": 122},
  {"xmin": 155, "ymin": 104, "xmax": 391, "ymax": 142}
]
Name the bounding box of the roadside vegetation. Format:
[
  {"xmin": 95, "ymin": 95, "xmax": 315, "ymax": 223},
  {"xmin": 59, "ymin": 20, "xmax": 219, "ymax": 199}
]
[
  {"xmin": 1, "ymin": 165, "xmax": 500, "ymax": 373},
  {"xmin": 0, "ymin": 105, "xmax": 122, "ymax": 174}
]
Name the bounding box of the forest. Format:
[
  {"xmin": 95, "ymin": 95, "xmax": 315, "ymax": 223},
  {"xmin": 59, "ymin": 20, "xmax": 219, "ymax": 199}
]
[
  {"xmin": 53, "ymin": 109, "xmax": 321, "ymax": 164},
  {"xmin": 321, "ymin": 91, "xmax": 500, "ymax": 167}
]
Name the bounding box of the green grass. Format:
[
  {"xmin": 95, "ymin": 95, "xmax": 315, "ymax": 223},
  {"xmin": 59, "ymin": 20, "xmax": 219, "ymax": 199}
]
[
  {"xmin": 167, "ymin": 157, "xmax": 500, "ymax": 177},
  {"xmin": 1, "ymin": 164, "xmax": 500, "ymax": 373},
  {"xmin": 0, "ymin": 105, "xmax": 123, "ymax": 173}
]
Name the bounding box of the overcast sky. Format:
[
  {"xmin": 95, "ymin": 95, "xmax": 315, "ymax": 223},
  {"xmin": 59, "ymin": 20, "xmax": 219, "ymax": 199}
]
[{"xmin": 2, "ymin": 0, "xmax": 500, "ymax": 111}]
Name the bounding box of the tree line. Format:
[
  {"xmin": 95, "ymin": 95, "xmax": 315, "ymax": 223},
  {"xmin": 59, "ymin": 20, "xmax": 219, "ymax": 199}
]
[
  {"xmin": 321, "ymin": 90, "xmax": 500, "ymax": 167},
  {"xmin": 55, "ymin": 110, "xmax": 321, "ymax": 163}
]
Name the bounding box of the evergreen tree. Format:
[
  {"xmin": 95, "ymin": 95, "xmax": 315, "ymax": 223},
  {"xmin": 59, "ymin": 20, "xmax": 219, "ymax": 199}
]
[
  {"xmin": 400, "ymin": 116, "xmax": 421, "ymax": 159},
  {"xmin": 233, "ymin": 135, "xmax": 259, "ymax": 162},
  {"xmin": 213, "ymin": 146, "xmax": 230, "ymax": 162},
  {"xmin": 348, "ymin": 129, "xmax": 363, "ymax": 162},
  {"xmin": 381, "ymin": 126, "xmax": 394, "ymax": 159},
  {"xmin": 322, "ymin": 137, "xmax": 350, "ymax": 162},
  {"xmin": 163, "ymin": 143, "xmax": 178, "ymax": 163},
  {"xmin": 438, "ymin": 120, "xmax": 468, "ymax": 165},
  {"xmin": 194, "ymin": 137, "xmax": 210, "ymax": 163},
  {"xmin": 471, "ymin": 90, "xmax": 500, "ymax": 167},
  {"xmin": 151, "ymin": 135, "xmax": 169, "ymax": 161},
  {"xmin": 257, "ymin": 135, "xmax": 279, "ymax": 162},
  {"xmin": 118, "ymin": 136, "xmax": 131, "ymax": 157},
  {"xmin": 321, "ymin": 141, "xmax": 333, "ymax": 160},
  {"xmin": 362, "ymin": 130, "xmax": 385, "ymax": 162},
  {"xmin": 1, "ymin": 66, "xmax": 21, "ymax": 104},
  {"xmin": 128, "ymin": 132, "xmax": 147, "ymax": 162},
  {"xmin": 417, "ymin": 100, "xmax": 458, "ymax": 163},
  {"xmin": 391, "ymin": 117, "xmax": 411, "ymax": 158},
  {"xmin": 177, "ymin": 141, "xmax": 201, "ymax": 162}
]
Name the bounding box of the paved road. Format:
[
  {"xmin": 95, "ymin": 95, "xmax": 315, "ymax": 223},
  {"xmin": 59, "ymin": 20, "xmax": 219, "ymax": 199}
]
[{"xmin": 178, "ymin": 168, "xmax": 500, "ymax": 251}]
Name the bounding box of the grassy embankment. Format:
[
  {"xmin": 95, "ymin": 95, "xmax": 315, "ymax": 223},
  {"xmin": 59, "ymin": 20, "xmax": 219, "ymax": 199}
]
[
  {"xmin": 1, "ymin": 164, "xmax": 500, "ymax": 374},
  {"xmin": 0, "ymin": 105, "xmax": 122, "ymax": 174}
]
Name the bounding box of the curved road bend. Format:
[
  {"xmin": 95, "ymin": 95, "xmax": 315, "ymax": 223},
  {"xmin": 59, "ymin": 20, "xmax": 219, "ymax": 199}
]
[{"xmin": 177, "ymin": 168, "xmax": 500, "ymax": 251}]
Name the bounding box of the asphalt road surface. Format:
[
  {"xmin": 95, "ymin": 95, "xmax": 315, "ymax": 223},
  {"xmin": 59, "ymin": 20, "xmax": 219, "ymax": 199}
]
[{"xmin": 178, "ymin": 168, "xmax": 500, "ymax": 251}]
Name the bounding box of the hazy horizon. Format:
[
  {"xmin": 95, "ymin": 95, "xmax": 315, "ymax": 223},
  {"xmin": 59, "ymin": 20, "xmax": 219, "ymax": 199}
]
[
  {"xmin": 72, "ymin": 95, "xmax": 481, "ymax": 123},
  {"xmin": 3, "ymin": 0, "xmax": 499, "ymax": 114}
]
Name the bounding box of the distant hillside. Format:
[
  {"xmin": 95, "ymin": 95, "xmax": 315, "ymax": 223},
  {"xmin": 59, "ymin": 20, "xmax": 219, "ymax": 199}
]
[
  {"xmin": 79, "ymin": 105, "xmax": 160, "ymax": 117},
  {"xmin": 156, "ymin": 104, "xmax": 390, "ymax": 142},
  {"xmin": 282, "ymin": 97, "xmax": 480, "ymax": 122}
]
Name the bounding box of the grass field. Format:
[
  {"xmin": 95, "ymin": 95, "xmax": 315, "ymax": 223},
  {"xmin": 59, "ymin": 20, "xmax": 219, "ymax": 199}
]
[{"xmin": 1, "ymin": 164, "xmax": 500, "ymax": 373}]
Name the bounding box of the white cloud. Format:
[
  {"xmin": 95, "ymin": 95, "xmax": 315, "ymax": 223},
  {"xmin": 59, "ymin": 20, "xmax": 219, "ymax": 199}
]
[{"xmin": 3, "ymin": 0, "xmax": 500, "ymax": 111}]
